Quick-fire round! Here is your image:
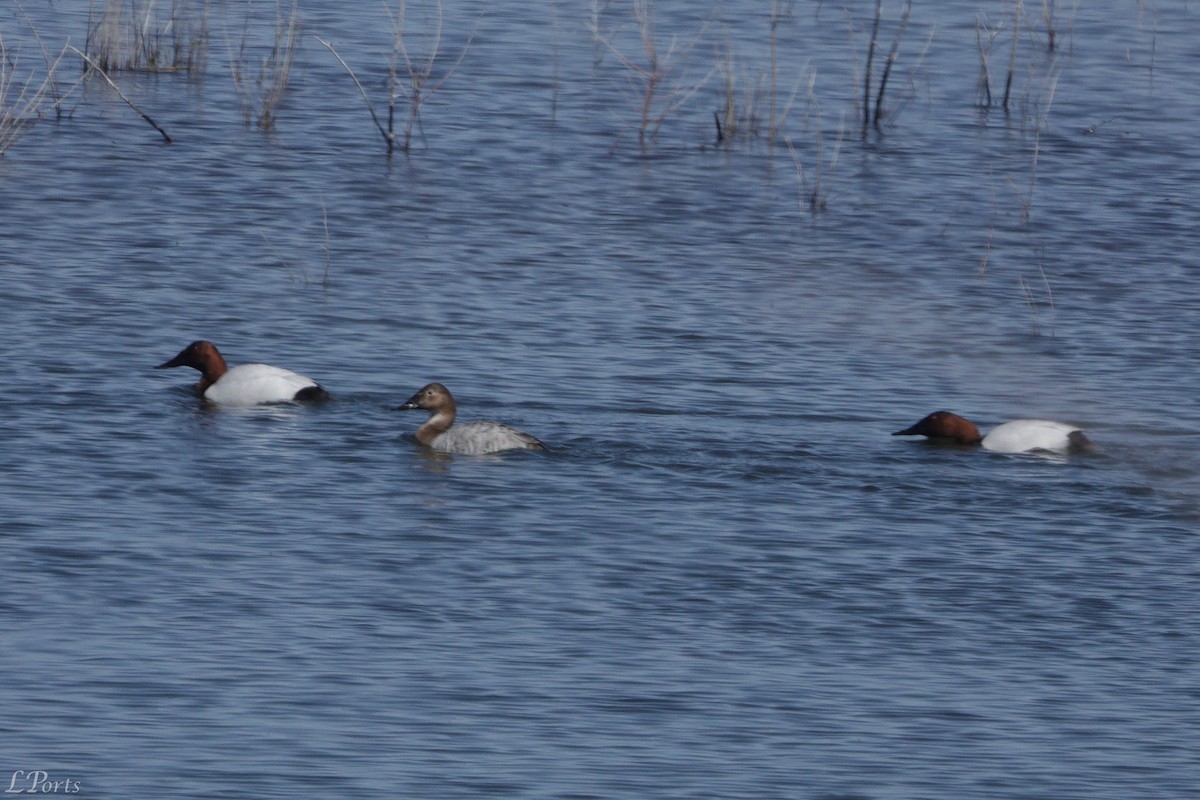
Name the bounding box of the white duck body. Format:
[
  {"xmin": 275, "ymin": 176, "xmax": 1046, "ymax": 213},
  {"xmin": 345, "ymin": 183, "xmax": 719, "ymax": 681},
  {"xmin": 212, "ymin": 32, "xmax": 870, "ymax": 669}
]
[
  {"xmin": 398, "ymin": 382, "xmax": 545, "ymax": 455},
  {"xmin": 157, "ymin": 340, "xmax": 329, "ymax": 407},
  {"xmin": 893, "ymin": 410, "xmax": 1091, "ymax": 454},
  {"xmin": 203, "ymin": 363, "xmax": 323, "ymax": 406},
  {"xmin": 980, "ymin": 419, "xmax": 1087, "ymax": 454}
]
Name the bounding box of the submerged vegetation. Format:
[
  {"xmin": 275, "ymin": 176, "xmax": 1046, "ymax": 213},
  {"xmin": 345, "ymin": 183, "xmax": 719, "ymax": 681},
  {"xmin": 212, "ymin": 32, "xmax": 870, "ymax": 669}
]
[
  {"xmin": 0, "ymin": 0, "xmax": 1127, "ymax": 239},
  {"xmin": 85, "ymin": 0, "xmax": 210, "ymax": 73},
  {"xmin": 0, "ymin": 30, "xmax": 62, "ymax": 155},
  {"xmin": 318, "ymin": 0, "xmax": 478, "ymax": 155},
  {"xmin": 228, "ymin": 0, "xmax": 302, "ymax": 130},
  {"xmin": 589, "ymin": 0, "xmax": 715, "ymax": 150}
]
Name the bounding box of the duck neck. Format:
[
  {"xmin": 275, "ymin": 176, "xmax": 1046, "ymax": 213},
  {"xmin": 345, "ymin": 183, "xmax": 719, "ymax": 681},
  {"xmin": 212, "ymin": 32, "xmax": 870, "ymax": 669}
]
[
  {"xmin": 195, "ymin": 352, "xmax": 229, "ymax": 393},
  {"xmin": 415, "ymin": 409, "xmax": 455, "ymax": 445}
]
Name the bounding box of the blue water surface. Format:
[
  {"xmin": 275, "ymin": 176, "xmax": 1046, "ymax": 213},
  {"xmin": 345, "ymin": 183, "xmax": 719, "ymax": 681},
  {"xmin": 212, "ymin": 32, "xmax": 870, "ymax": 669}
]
[{"xmin": 1, "ymin": 1, "xmax": 1197, "ymax": 798}]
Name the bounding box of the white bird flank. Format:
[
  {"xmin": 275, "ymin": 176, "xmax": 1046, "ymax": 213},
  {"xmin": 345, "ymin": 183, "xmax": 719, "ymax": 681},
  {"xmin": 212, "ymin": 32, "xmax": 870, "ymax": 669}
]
[
  {"xmin": 157, "ymin": 340, "xmax": 328, "ymax": 407},
  {"xmin": 894, "ymin": 410, "xmax": 1091, "ymax": 455},
  {"xmin": 979, "ymin": 419, "xmax": 1086, "ymax": 454},
  {"xmin": 397, "ymin": 382, "xmax": 545, "ymax": 455}
]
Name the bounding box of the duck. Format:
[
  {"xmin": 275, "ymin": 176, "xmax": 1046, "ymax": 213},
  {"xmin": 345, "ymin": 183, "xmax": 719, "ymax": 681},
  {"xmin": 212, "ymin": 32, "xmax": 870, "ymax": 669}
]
[
  {"xmin": 397, "ymin": 382, "xmax": 546, "ymax": 455},
  {"xmin": 893, "ymin": 410, "xmax": 1092, "ymax": 454},
  {"xmin": 156, "ymin": 340, "xmax": 330, "ymax": 406}
]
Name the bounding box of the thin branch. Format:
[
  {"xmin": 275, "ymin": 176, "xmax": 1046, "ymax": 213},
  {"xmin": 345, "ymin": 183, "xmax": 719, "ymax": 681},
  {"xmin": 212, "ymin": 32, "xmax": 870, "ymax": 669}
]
[
  {"xmin": 862, "ymin": 0, "xmax": 881, "ymax": 133},
  {"xmin": 315, "ymin": 36, "xmax": 393, "ymax": 149},
  {"xmin": 68, "ymin": 45, "xmax": 171, "ymax": 142},
  {"xmin": 1003, "ymin": 0, "xmax": 1022, "ymax": 112},
  {"xmin": 873, "ymin": 0, "xmax": 912, "ymax": 127}
]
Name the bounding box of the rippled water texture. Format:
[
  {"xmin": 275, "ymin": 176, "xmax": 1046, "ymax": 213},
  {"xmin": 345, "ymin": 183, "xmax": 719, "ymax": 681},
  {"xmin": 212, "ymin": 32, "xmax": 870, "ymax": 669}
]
[{"xmin": 1, "ymin": 1, "xmax": 1198, "ymax": 798}]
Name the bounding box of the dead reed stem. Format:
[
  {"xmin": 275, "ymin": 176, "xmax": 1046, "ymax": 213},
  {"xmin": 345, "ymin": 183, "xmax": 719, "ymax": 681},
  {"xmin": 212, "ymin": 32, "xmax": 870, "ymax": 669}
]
[
  {"xmin": 229, "ymin": 0, "xmax": 301, "ymax": 130},
  {"xmin": 69, "ymin": 45, "xmax": 172, "ymax": 143},
  {"xmin": 861, "ymin": 0, "xmax": 881, "ymax": 133},
  {"xmin": 1018, "ymin": 252, "xmax": 1054, "ymax": 336},
  {"xmin": 785, "ymin": 75, "xmax": 843, "ymax": 213},
  {"xmin": 315, "ymin": 37, "xmax": 393, "ymax": 149},
  {"xmin": 390, "ymin": 0, "xmax": 478, "ymax": 153},
  {"xmin": 1042, "ymin": 0, "xmax": 1056, "ymax": 51},
  {"xmin": 975, "ymin": 14, "xmax": 995, "ymax": 107},
  {"xmin": 768, "ymin": 0, "xmax": 781, "ymax": 144},
  {"xmin": 86, "ymin": 0, "xmax": 210, "ymax": 73},
  {"xmin": 590, "ymin": 0, "xmax": 713, "ymax": 149},
  {"xmin": 1, "ymin": 34, "xmax": 52, "ymax": 155},
  {"xmin": 1022, "ymin": 71, "xmax": 1058, "ymax": 221},
  {"xmin": 873, "ymin": 0, "xmax": 912, "ymax": 128},
  {"xmin": 1003, "ymin": 0, "xmax": 1022, "ymax": 111},
  {"xmin": 12, "ymin": 0, "xmax": 78, "ymax": 119},
  {"xmin": 320, "ymin": 2, "xmax": 476, "ymax": 155}
]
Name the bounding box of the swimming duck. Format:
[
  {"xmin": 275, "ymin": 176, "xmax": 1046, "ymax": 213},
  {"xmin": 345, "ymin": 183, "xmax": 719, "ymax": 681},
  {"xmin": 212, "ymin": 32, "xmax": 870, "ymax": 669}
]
[
  {"xmin": 156, "ymin": 340, "xmax": 329, "ymax": 406},
  {"xmin": 397, "ymin": 382, "xmax": 545, "ymax": 455},
  {"xmin": 893, "ymin": 410, "xmax": 1091, "ymax": 454}
]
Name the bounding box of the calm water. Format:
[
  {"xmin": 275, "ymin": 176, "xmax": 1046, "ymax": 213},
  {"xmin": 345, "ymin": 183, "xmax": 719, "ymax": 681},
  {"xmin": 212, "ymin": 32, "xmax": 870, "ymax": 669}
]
[{"xmin": 2, "ymin": 1, "xmax": 1198, "ymax": 798}]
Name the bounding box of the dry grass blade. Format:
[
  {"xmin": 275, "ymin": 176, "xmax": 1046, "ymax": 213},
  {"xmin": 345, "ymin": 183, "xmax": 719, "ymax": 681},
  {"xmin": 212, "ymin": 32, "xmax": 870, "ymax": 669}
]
[
  {"xmin": 85, "ymin": 0, "xmax": 210, "ymax": 73},
  {"xmin": 229, "ymin": 0, "xmax": 302, "ymax": 130},
  {"xmin": 1, "ymin": 34, "xmax": 53, "ymax": 155}
]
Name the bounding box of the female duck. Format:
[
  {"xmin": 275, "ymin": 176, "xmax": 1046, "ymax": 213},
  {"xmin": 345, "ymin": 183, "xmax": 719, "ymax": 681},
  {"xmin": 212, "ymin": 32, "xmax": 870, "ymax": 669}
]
[
  {"xmin": 893, "ymin": 410, "xmax": 1091, "ymax": 454},
  {"xmin": 157, "ymin": 340, "xmax": 329, "ymax": 406},
  {"xmin": 397, "ymin": 382, "xmax": 545, "ymax": 455}
]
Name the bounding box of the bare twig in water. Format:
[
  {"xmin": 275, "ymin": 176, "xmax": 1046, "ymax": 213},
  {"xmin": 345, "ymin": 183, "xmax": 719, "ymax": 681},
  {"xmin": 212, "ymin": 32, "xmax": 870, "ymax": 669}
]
[
  {"xmin": 387, "ymin": 0, "xmax": 479, "ymax": 153},
  {"xmin": 861, "ymin": 0, "xmax": 881, "ymax": 133},
  {"xmin": 1017, "ymin": 273, "xmax": 1039, "ymax": 335},
  {"xmin": 1023, "ymin": 71, "xmax": 1058, "ymax": 221},
  {"xmin": 858, "ymin": 0, "xmax": 917, "ymax": 131},
  {"xmin": 712, "ymin": 24, "xmax": 805, "ymax": 150},
  {"xmin": 1, "ymin": 32, "xmax": 58, "ymax": 155},
  {"xmin": 589, "ymin": 0, "xmax": 715, "ymax": 149},
  {"xmin": 974, "ymin": 13, "xmax": 999, "ymax": 108},
  {"xmin": 548, "ymin": 0, "xmax": 561, "ymax": 124},
  {"xmin": 1002, "ymin": 0, "xmax": 1022, "ymax": 112},
  {"xmin": 1007, "ymin": 71, "xmax": 1058, "ymax": 221},
  {"xmin": 1042, "ymin": 0, "xmax": 1056, "ymax": 51},
  {"xmin": 873, "ymin": 0, "xmax": 912, "ymax": 128},
  {"xmin": 1018, "ymin": 251, "xmax": 1054, "ymax": 337},
  {"xmin": 768, "ymin": 0, "xmax": 782, "ymax": 144},
  {"xmin": 69, "ymin": 45, "xmax": 172, "ymax": 142},
  {"xmin": 784, "ymin": 76, "xmax": 844, "ymax": 213},
  {"xmin": 229, "ymin": 0, "xmax": 302, "ymax": 130},
  {"xmin": 321, "ymin": 1, "xmax": 477, "ymax": 154},
  {"xmin": 85, "ymin": 0, "xmax": 210, "ymax": 73},
  {"xmin": 1038, "ymin": 253, "xmax": 1055, "ymax": 338},
  {"xmin": 314, "ymin": 37, "xmax": 391, "ymax": 148},
  {"xmin": 13, "ymin": 0, "xmax": 75, "ymax": 118}
]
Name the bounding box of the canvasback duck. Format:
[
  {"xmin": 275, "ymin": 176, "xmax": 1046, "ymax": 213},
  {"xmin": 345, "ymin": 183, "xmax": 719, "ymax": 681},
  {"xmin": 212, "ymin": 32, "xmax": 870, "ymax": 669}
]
[
  {"xmin": 893, "ymin": 410, "xmax": 1091, "ymax": 454},
  {"xmin": 397, "ymin": 382, "xmax": 546, "ymax": 455},
  {"xmin": 156, "ymin": 340, "xmax": 330, "ymax": 406}
]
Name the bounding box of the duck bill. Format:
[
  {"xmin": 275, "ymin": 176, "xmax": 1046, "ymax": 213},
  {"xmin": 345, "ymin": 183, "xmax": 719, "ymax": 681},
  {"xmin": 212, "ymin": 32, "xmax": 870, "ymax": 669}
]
[
  {"xmin": 156, "ymin": 352, "xmax": 188, "ymax": 369},
  {"xmin": 892, "ymin": 423, "xmax": 923, "ymax": 436},
  {"xmin": 395, "ymin": 393, "xmax": 423, "ymax": 411}
]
